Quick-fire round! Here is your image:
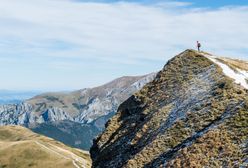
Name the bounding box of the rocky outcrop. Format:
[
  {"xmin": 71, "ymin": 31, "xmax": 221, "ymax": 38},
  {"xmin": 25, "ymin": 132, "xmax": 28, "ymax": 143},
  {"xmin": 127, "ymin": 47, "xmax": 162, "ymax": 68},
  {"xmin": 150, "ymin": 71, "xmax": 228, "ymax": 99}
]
[
  {"xmin": 91, "ymin": 50, "xmax": 248, "ymax": 168},
  {"xmin": 0, "ymin": 103, "xmax": 72, "ymax": 126},
  {"xmin": 0, "ymin": 103, "xmax": 33, "ymax": 125},
  {"xmin": 41, "ymin": 108, "xmax": 73, "ymax": 122},
  {"xmin": 74, "ymin": 73, "xmax": 156, "ymax": 124}
]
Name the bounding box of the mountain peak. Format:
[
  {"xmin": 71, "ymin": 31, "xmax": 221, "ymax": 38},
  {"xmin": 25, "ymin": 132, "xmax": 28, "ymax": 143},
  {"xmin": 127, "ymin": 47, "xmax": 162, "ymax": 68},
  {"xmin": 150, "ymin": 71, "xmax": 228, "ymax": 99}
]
[
  {"xmin": 171, "ymin": 49, "xmax": 248, "ymax": 89},
  {"xmin": 90, "ymin": 50, "xmax": 248, "ymax": 167}
]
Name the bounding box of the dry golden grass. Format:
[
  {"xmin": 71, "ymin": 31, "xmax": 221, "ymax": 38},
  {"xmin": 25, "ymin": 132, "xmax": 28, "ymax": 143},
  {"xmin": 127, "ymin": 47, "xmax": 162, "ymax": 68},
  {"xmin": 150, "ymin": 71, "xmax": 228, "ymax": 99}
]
[
  {"xmin": 26, "ymin": 92, "xmax": 81, "ymax": 116},
  {"xmin": 0, "ymin": 126, "xmax": 91, "ymax": 168},
  {"xmin": 216, "ymin": 57, "xmax": 248, "ymax": 71},
  {"xmin": 166, "ymin": 129, "xmax": 243, "ymax": 168},
  {"xmin": 92, "ymin": 50, "xmax": 248, "ymax": 168}
]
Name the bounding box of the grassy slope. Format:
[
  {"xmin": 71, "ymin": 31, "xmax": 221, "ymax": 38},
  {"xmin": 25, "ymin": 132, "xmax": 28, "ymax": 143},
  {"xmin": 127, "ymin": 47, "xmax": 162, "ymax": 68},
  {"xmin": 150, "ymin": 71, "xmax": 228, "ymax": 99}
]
[
  {"xmin": 0, "ymin": 126, "xmax": 91, "ymax": 168},
  {"xmin": 91, "ymin": 50, "xmax": 248, "ymax": 168},
  {"xmin": 216, "ymin": 57, "xmax": 248, "ymax": 71}
]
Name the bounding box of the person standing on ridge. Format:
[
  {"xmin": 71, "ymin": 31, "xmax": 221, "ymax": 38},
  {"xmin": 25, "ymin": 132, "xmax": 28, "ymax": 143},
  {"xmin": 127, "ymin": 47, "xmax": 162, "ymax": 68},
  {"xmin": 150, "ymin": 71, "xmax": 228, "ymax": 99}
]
[{"xmin": 197, "ymin": 41, "xmax": 201, "ymax": 52}]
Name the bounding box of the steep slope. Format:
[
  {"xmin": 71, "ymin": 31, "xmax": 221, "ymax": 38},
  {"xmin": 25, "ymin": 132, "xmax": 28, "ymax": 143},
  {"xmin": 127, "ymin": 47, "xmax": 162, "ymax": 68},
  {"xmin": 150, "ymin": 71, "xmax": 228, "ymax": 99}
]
[
  {"xmin": 0, "ymin": 125, "xmax": 91, "ymax": 168},
  {"xmin": 91, "ymin": 49, "xmax": 248, "ymax": 168},
  {"xmin": 29, "ymin": 120, "xmax": 101, "ymax": 151},
  {"xmin": 0, "ymin": 74, "xmax": 155, "ymax": 150}
]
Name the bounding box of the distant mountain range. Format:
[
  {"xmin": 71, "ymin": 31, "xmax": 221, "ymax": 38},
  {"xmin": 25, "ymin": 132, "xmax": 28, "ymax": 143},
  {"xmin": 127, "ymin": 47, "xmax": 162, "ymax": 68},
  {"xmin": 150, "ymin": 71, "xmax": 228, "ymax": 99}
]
[
  {"xmin": 0, "ymin": 73, "xmax": 156, "ymax": 150},
  {"xmin": 0, "ymin": 90, "xmax": 40, "ymax": 104}
]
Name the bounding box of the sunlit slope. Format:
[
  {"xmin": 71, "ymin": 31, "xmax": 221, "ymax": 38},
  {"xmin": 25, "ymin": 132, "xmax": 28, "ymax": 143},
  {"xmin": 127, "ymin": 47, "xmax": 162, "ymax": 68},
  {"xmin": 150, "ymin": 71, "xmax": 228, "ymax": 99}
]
[{"xmin": 0, "ymin": 126, "xmax": 91, "ymax": 168}]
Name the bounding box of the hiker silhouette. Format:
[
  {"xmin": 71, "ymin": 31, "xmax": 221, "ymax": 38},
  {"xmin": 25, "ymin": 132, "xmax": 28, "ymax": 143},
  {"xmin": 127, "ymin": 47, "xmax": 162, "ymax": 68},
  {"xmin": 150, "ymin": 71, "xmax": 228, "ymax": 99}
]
[
  {"xmin": 196, "ymin": 41, "xmax": 201, "ymax": 52},
  {"xmin": 197, "ymin": 41, "xmax": 201, "ymax": 52}
]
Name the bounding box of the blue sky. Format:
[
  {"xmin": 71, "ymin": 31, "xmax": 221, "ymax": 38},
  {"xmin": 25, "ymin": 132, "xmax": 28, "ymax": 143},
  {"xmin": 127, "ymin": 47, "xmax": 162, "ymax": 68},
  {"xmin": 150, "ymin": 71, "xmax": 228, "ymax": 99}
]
[
  {"xmin": 75, "ymin": 0, "xmax": 248, "ymax": 7},
  {"xmin": 161, "ymin": 0, "xmax": 248, "ymax": 7},
  {"xmin": 0, "ymin": 0, "xmax": 248, "ymax": 91}
]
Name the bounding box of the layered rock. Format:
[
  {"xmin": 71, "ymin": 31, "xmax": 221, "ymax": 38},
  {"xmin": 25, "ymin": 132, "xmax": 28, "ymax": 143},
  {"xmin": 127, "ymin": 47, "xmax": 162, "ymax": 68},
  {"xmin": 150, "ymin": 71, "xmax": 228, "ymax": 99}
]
[
  {"xmin": 0, "ymin": 103, "xmax": 73, "ymax": 126},
  {"xmin": 0, "ymin": 103, "xmax": 33, "ymax": 125}
]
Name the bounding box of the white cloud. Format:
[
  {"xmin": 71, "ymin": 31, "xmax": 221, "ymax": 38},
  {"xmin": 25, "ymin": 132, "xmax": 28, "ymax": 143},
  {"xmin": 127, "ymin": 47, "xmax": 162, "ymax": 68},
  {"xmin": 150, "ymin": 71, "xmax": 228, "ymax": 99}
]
[
  {"xmin": 1, "ymin": 0, "xmax": 248, "ymax": 60},
  {"xmin": 0, "ymin": 0, "xmax": 247, "ymax": 90}
]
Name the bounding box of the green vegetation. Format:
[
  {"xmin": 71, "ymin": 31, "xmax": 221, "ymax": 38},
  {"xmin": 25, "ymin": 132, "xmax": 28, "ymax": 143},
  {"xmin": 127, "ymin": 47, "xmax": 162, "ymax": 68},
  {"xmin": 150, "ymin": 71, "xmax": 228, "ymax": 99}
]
[
  {"xmin": 44, "ymin": 96, "xmax": 60, "ymax": 102},
  {"xmin": 72, "ymin": 103, "xmax": 86, "ymax": 110},
  {"xmin": 31, "ymin": 120, "xmax": 100, "ymax": 150}
]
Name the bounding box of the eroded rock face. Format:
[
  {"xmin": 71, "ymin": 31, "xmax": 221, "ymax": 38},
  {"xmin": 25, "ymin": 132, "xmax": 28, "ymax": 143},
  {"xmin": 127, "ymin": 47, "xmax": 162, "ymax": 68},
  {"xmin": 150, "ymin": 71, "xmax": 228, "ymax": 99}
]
[
  {"xmin": 91, "ymin": 50, "xmax": 248, "ymax": 168},
  {"xmin": 41, "ymin": 108, "xmax": 73, "ymax": 122},
  {"xmin": 0, "ymin": 103, "xmax": 33, "ymax": 125},
  {"xmin": 74, "ymin": 73, "xmax": 156, "ymax": 124},
  {"xmin": 0, "ymin": 74, "xmax": 156, "ymax": 126},
  {"xmin": 0, "ymin": 103, "xmax": 73, "ymax": 125}
]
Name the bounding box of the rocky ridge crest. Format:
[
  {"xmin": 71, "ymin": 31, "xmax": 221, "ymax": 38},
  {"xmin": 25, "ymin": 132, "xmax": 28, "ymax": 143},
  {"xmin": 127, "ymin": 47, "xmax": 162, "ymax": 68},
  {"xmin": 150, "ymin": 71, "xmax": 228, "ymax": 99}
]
[{"xmin": 91, "ymin": 50, "xmax": 248, "ymax": 168}]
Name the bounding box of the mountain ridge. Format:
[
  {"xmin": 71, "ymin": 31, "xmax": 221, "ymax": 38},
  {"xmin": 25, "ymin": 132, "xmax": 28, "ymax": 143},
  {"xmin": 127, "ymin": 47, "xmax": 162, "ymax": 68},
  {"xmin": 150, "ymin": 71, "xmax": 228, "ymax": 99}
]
[
  {"xmin": 91, "ymin": 49, "xmax": 248, "ymax": 167},
  {"xmin": 0, "ymin": 73, "xmax": 156, "ymax": 150}
]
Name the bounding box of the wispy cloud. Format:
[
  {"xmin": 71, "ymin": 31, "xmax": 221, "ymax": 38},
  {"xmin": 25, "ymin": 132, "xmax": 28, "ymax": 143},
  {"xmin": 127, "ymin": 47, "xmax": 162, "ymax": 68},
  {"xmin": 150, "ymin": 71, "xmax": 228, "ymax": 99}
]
[{"xmin": 0, "ymin": 0, "xmax": 247, "ymax": 90}]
